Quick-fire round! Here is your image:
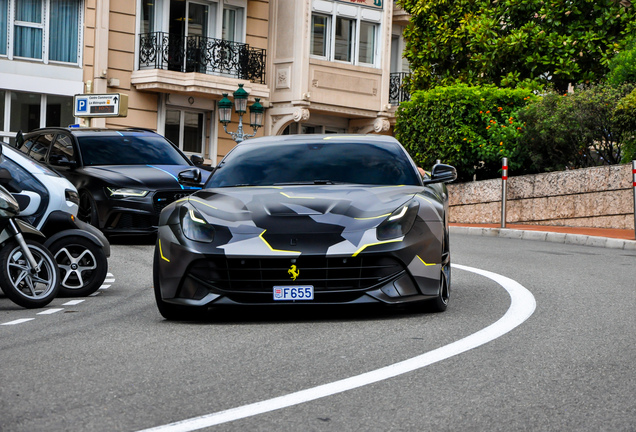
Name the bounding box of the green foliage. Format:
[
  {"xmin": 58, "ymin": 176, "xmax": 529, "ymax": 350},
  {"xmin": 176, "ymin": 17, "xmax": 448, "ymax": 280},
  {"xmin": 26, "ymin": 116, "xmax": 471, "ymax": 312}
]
[
  {"xmin": 517, "ymin": 83, "xmax": 636, "ymax": 170},
  {"xmin": 613, "ymin": 89, "xmax": 636, "ymax": 161},
  {"xmin": 395, "ymin": 84, "xmax": 535, "ymax": 181},
  {"xmin": 607, "ymin": 39, "xmax": 636, "ymax": 86},
  {"xmin": 397, "ymin": 0, "xmax": 636, "ymax": 92}
]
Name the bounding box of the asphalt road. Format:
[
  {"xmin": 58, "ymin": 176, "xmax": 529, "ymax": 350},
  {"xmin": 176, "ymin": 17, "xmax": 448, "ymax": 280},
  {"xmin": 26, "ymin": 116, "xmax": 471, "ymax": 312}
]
[{"xmin": 0, "ymin": 234, "xmax": 634, "ymax": 432}]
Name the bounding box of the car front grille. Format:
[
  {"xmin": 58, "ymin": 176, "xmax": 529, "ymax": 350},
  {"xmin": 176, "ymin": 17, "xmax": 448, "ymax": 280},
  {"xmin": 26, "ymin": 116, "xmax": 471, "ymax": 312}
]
[
  {"xmin": 153, "ymin": 190, "xmax": 196, "ymax": 213},
  {"xmin": 187, "ymin": 255, "xmax": 405, "ymax": 294}
]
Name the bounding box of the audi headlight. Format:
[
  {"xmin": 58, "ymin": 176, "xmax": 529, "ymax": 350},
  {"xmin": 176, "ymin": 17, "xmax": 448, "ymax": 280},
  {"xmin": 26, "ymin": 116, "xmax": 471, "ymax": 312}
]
[
  {"xmin": 106, "ymin": 187, "xmax": 149, "ymax": 198},
  {"xmin": 180, "ymin": 205, "xmax": 215, "ymax": 243},
  {"xmin": 376, "ymin": 200, "xmax": 420, "ymax": 240}
]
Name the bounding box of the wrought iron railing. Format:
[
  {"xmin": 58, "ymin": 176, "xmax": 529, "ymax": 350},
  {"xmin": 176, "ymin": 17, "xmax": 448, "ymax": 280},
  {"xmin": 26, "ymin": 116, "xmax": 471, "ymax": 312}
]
[
  {"xmin": 389, "ymin": 72, "xmax": 411, "ymax": 105},
  {"xmin": 138, "ymin": 32, "xmax": 266, "ymax": 84}
]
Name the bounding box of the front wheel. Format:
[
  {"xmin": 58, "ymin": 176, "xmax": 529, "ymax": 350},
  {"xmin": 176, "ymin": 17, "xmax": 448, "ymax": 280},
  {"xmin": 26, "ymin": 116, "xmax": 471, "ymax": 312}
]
[
  {"xmin": 153, "ymin": 245, "xmax": 206, "ymax": 321},
  {"xmin": 78, "ymin": 192, "xmax": 99, "ymax": 228},
  {"xmin": 0, "ymin": 239, "xmax": 60, "ymax": 308},
  {"xmin": 48, "ymin": 236, "xmax": 108, "ymax": 297},
  {"xmin": 428, "ymin": 261, "xmax": 451, "ymax": 312}
]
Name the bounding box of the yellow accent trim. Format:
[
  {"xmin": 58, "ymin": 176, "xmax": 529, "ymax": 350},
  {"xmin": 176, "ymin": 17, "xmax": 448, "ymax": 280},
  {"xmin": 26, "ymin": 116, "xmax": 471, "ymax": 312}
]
[
  {"xmin": 355, "ymin": 213, "xmax": 391, "ymax": 220},
  {"xmin": 259, "ymin": 230, "xmax": 301, "ymax": 254},
  {"xmin": 187, "ymin": 198, "xmax": 218, "ymax": 209},
  {"xmin": 159, "ymin": 239, "xmax": 170, "ymax": 262},
  {"xmin": 417, "ymin": 256, "xmax": 437, "ymax": 266},
  {"xmin": 280, "ymin": 192, "xmax": 315, "ymax": 199},
  {"xmin": 352, "ymin": 238, "xmax": 403, "ymax": 257}
]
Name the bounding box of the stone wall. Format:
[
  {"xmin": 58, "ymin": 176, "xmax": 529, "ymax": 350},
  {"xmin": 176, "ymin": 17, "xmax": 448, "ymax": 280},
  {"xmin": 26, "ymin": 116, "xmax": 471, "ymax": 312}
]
[{"xmin": 447, "ymin": 164, "xmax": 635, "ymax": 229}]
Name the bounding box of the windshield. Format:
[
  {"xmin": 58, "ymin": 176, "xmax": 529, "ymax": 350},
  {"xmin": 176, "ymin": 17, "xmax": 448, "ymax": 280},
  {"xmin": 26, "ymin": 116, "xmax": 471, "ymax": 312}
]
[
  {"xmin": 206, "ymin": 140, "xmax": 421, "ymax": 188},
  {"xmin": 77, "ymin": 134, "xmax": 190, "ymax": 166}
]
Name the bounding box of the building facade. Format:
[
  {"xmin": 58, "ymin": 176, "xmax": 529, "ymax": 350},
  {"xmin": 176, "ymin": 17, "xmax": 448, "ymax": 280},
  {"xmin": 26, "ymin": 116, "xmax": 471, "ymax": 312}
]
[{"xmin": 1, "ymin": 0, "xmax": 410, "ymax": 163}]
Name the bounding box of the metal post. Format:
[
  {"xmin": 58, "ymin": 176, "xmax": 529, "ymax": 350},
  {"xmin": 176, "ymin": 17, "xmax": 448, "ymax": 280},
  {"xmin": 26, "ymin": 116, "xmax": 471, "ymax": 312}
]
[
  {"xmin": 501, "ymin": 157, "xmax": 508, "ymax": 228},
  {"xmin": 632, "ymin": 160, "xmax": 636, "ymax": 240}
]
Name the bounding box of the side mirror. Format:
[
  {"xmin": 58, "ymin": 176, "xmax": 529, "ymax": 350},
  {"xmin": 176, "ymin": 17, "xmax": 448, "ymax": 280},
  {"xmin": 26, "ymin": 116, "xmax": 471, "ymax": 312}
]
[
  {"xmin": 49, "ymin": 154, "xmax": 77, "ymax": 168},
  {"xmin": 424, "ymin": 164, "xmax": 457, "ymax": 184},
  {"xmin": 15, "ymin": 131, "xmax": 24, "ymax": 148},
  {"xmin": 178, "ymin": 167, "xmax": 202, "ymax": 186},
  {"xmin": 190, "ymin": 154, "xmax": 205, "ymax": 166}
]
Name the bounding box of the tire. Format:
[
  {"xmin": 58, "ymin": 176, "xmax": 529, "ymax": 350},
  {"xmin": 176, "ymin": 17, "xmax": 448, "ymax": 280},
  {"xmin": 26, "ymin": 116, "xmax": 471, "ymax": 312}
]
[
  {"xmin": 0, "ymin": 239, "xmax": 60, "ymax": 308},
  {"xmin": 48, "ymin": 236, "xmax": 108, "ymax": 297},
  {"xmin": 429, "ymin": 259, "xmax": 451, "ymax": 313},
  {"xmin": 78, "ymin": 192, "xmax": 99, "ymax": 228},
  {"xmin": 153, "ymin": 245, "xmax": 206, "ymax": 321}
]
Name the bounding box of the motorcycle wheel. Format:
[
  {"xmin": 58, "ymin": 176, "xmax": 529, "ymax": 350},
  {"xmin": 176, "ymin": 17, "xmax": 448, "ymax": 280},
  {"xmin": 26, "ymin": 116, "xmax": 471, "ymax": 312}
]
[
  {"xmin": 48, "ymin": 236, "xmax": 108, "ymax": 297},
  {"xmin": 0, "ymin": 239, "xmax": 60, "ymax": 309}
]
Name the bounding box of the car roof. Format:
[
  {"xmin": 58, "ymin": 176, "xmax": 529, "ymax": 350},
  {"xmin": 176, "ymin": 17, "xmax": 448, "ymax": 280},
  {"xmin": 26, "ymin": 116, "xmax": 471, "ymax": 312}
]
[
  {"xmin": 23, "ymin": 127, "xmax": 159, "ymax": 137},
  {"xmin": 1, "ymin": 143, "xmax": 65, "ymax": 178}
]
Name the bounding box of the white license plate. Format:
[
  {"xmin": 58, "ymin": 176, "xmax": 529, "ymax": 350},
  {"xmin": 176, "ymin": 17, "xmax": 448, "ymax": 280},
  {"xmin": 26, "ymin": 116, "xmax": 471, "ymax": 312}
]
[{"xmin": 273, "ymin": 286, "xmax": 314, "ymax": 301}]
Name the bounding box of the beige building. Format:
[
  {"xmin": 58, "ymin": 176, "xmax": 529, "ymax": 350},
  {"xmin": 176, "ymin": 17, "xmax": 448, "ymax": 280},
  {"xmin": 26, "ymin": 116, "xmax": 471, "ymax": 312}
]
[{"xmin": 0, "ymin": 0, "xmax": 411, "ymax": 163}]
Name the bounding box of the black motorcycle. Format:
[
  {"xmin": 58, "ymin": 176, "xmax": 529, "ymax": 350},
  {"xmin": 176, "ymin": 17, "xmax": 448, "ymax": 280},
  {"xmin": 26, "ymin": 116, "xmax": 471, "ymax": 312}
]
[{"xmin": 0, "ymin": 181, "xmax": 60, "ymax": 308}]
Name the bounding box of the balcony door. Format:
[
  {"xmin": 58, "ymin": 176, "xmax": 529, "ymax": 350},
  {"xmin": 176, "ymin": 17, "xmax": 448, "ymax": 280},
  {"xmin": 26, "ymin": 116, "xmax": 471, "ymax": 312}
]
[{"xmin": 168, "ymin": 0, "xmax": 217, "ymax": 72}]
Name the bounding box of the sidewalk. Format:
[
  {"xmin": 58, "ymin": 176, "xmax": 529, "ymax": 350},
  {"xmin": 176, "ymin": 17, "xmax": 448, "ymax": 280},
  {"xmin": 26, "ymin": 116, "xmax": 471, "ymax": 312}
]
[{"xmin": 449, "ymin": 223, "xmax": 636, "ymax": 250}]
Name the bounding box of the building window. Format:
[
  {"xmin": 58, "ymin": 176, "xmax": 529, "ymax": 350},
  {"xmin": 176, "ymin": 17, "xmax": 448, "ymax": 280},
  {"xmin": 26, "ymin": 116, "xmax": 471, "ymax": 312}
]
[
  {"xmin": 334, "ymin": 16, "xmax": 354, "ymax": 62},
  {"xmin": 310, "ymin": 14, "xmax": 328, "ymax": 58},
  {"xmin": 310, "ymin": 2, "xmax": 381, "ymax": 67},
  {"xmin": 0, "ymin": 91, "xmax": 74, "ymax": 144},
  {"xmin": 358, "ymin": 21, "xmax": 376, "ymax": 64},
  {"xmin": 165, "ymin": 108, "xmax": 206, "ymax": 154},
  {"xmin": 0, "ymin": 0, "xmax": 7, "ymax": 55},
  {"xmin": 0, "ymin": 0, "xmax": 82, "ymax": 64}
]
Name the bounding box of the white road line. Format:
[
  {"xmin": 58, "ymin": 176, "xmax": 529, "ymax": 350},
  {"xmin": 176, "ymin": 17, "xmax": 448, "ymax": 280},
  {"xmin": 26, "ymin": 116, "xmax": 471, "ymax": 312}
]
[
  {"xmin": 2, "ymin": 318, "xmax": 35, "ymax": 326},
  {"xmin": 99, "ymin": 285, "xmax": 111, "ymax": 290},
  {"xmin": 62, "ymin": 300, "xmax": 85, "ymax": 306},
  {"xmin": 136, "ymin": 264, "xmax": 536, "ymax": 432},
  {"xmin": 37, "ymin": 308, "xmax": 64, "ymax": 315}
]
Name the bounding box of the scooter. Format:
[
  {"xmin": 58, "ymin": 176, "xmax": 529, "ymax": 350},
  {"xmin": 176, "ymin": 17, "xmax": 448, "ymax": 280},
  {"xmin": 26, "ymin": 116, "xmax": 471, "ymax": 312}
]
[
  {"xmin": 0, "ymin": 143, "xmax": 110, "ymax": 297},
  {"xmin": 0, "ymin": 181, "xmax": 60, "ymax": 308}
]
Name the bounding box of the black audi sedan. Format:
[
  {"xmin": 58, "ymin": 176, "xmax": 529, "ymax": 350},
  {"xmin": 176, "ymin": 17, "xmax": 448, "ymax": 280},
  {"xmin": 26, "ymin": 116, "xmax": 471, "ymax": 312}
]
[
  {"xmin": 154, "ymin": 134, "xmax": 457, "ymax": 320},
  {"xmin": 16, "ymin": 127, "xmax": 210, "ymax": 236}
]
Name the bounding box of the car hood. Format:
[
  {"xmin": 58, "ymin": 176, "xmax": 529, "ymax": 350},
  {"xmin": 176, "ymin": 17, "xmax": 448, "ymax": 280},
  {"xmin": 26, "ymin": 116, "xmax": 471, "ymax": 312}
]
[
  {"xmin": 181, "ymin": 184, "xmax": 437, "ymax": 256},
  {"xmin": 81, "ymin": 165, "xmax": 209, "ymax": 190}
]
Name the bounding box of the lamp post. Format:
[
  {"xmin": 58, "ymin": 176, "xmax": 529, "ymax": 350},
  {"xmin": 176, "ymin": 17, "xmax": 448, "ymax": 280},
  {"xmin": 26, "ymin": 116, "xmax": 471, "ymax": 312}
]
[{"xmin": 218, "ymin": 84, "xmax": 264, "ymax": 143}]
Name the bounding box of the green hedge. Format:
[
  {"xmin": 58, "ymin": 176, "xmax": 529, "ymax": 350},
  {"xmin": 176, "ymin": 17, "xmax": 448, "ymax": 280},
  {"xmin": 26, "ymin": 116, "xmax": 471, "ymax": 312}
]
[{"xmin": 395, "ymin": 84, "xmax": 536, "ymax": 181}]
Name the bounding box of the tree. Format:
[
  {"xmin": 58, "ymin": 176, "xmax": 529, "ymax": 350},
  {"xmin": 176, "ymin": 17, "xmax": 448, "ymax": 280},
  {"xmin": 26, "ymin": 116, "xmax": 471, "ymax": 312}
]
[{"xmin": 398, "ymin": 0, "xmax": 636, "ymax": 93}]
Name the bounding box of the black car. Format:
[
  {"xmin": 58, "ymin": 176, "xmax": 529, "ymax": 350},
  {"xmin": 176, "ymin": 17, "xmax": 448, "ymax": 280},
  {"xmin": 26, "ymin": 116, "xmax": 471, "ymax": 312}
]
[
  {"xmin": 153, "ymin": 134, "xmax": 457, "ymax": 320},
  {"xmin": 16, "ymin": 128, "xmax": 210, "ymax": 235}
]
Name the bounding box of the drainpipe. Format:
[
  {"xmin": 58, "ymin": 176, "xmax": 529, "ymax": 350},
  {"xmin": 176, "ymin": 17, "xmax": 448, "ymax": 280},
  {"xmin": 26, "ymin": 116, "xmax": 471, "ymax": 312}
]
[{"xmin": 92, "ymin": 0, "xmax": 110, "ymax": 128}]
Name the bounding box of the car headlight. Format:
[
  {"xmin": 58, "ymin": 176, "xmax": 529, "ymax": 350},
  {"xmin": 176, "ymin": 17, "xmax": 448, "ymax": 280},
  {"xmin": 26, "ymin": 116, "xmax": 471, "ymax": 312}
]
[
  {"xmin": 65, "ymin": 189, "xmax": 80, "ymax": 206},
  {"xmin": 106, "ymin": 187, "xmax": 149, "ymax": 198},
  {"xmin": 376, "ymin": 200, "xmax": 420, "ymax": 240},
  {"xmin": 180, "ymin": 205, "xmax": 215, "ymax": 243}
]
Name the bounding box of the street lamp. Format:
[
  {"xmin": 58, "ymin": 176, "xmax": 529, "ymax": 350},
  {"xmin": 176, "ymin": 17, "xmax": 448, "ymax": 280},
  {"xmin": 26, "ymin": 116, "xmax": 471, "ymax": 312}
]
[{"xmin": 218, "ymin": 84, "xmax": 264, "ymax": 143}]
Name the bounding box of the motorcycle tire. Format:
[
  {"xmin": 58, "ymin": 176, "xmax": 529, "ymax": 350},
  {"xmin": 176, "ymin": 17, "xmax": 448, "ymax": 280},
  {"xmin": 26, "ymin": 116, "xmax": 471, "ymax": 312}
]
[
  {"xmin": 0, "ymin": 239, "xmax": 60, "ymax": 309},
  {"xmin": 48, "ymin": 236, "xmax": 108, "ymax": 297}
]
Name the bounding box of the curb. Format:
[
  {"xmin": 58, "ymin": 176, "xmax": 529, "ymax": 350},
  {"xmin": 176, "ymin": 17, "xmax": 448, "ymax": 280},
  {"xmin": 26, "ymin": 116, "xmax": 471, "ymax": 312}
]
[{"xmin": 449, "ymin": 226, "xmax": 636, "ymax": 251}]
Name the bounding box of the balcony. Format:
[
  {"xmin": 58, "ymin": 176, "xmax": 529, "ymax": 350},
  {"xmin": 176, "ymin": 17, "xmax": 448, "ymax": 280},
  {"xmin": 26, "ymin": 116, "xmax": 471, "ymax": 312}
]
[
  {"xmin": 389, "ymin": 72, "xmax": 411, "ymax": 105},
  {"xmin": 138, "ymin": 32, "xmax": 266, "ymax": 85}
]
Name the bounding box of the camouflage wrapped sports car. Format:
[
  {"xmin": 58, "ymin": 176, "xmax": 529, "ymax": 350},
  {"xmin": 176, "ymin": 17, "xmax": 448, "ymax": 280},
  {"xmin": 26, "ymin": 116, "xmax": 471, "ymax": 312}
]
[{"xmin": 153, "ymin": 134, "xmax": 457, "ymax": 320}]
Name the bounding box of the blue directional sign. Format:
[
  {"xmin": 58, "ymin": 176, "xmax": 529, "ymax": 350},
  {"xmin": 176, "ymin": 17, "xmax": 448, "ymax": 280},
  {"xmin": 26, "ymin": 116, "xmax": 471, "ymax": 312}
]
[
  {"xmin": 73, "ymin": 93, "xmax": 128, "ymax": 118},
  {"xmin": 76, "ymin": 97, "xmax": 88, "ymax": 114}
]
